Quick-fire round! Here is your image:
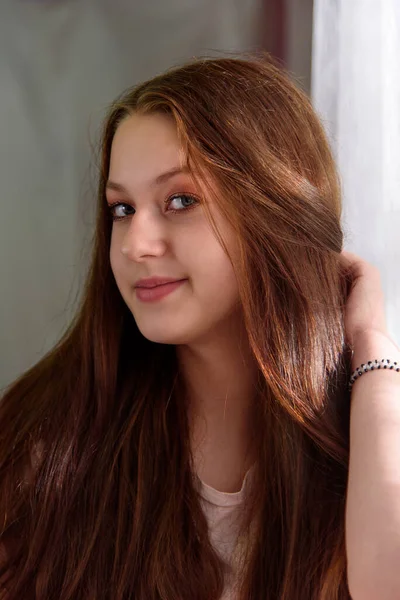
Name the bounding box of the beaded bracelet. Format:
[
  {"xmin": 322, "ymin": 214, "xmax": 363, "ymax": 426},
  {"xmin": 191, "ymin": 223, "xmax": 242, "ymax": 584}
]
[{"xmin": 349, "ymin": 358, "xmax": 400, "ymax": 392}]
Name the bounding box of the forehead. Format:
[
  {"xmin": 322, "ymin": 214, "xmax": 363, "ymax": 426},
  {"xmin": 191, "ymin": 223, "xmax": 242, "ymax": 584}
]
[{"xmin": 109, "ymin": 113, "xmax": 186, "ymax": 177}]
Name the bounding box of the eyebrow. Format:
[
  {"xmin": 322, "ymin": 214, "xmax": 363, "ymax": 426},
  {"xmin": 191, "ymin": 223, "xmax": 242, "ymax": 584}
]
[{"xmin": 105, "ymin": 166, "xmax": 191, "ymax": 194}]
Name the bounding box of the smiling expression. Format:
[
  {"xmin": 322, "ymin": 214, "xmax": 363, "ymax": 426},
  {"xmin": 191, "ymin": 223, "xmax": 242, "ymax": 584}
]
[{"xmin": 107, "ymin": 112, "xmax": 242, "ymax": 346}]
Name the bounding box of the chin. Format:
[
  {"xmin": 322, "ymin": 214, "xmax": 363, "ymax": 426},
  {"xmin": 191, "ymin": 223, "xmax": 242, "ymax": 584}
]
[
  {"xmin": 134, "ymin": 315, "xmax": 213, "ymax": 346},
  {"xmin": 134, "ymin": 322, "xmax": 194, "ymax": 346}
]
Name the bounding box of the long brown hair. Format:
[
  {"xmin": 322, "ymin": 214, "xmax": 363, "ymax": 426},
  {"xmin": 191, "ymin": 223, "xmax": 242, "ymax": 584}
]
[{"xmin": 0, "ymin": 52, "xmax": 353, "ymax": 599}]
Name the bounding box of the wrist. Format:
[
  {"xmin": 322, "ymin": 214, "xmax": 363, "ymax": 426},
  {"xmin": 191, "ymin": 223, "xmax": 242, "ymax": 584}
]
[{"xmin": 351, "ymin": 329, "xmax": 400, "ymax": 372}]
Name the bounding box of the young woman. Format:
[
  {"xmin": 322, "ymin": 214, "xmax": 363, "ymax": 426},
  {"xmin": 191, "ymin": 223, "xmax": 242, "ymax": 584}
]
[{"xmin": 1, "ymin": 53, "xmax": 400, "ymax": 600}]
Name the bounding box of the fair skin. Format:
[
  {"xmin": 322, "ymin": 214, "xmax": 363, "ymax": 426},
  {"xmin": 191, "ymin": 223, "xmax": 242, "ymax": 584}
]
[
  {"xmin": 339, "ymin": 252, "xmax": 400, "ymax": 599},
  {"xmin": 107, "ymin": 112, "xmax": 258, "ymax": 493}
]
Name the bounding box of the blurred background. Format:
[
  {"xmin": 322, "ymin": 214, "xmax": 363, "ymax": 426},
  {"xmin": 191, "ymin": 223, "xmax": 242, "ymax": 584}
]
[{"xmin": 0, "ymin": 0, "xmax": 398, "ymax": 390}]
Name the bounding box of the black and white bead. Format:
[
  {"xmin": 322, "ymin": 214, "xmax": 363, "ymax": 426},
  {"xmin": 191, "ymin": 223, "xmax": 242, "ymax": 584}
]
[{"xmin": 349, "ymin": 358, "xmax": 400, "ymax": 392}]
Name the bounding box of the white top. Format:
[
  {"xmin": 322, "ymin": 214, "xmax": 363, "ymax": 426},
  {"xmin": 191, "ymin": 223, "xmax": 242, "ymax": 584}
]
[{"xmin": 197, "ymin": 467, "xmax": 255, "ymax": 600}]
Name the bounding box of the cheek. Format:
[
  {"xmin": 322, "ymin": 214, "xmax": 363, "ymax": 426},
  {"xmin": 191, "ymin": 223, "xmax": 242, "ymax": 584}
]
[
  {"xmin": 109, "ymin": 237, "xmax": 126, "ymax": 291},
  {"xmin": 186, "ymin": 230, "xmax": 240, "ymax": 305},
  {"xmin": 109, "ymin": 244, "xmax": 119, "ymax": 280}
]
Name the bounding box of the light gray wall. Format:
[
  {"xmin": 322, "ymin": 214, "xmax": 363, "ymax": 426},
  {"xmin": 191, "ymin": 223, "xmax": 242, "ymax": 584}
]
[
  {"xmin": 0, "ymin": 0, "xmax": 262, "ymax": 390},
  {"xmin": 286, "ymin": 0, "xmax": 314, "ymax": 93}
]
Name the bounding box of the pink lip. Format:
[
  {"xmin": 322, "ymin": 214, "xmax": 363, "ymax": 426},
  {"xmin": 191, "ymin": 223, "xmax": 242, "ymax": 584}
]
[
  {"xmin": 135, "ymin": 276, "xmax": 184, "ymax": 289},
  {"xmin": 135, "ymin": 279, "xmax": 187, "ymax": 302}
]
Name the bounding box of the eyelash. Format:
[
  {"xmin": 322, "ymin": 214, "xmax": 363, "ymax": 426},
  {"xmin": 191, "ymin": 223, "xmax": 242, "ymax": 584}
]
[{"xmin": 107, "ymin": 193, "xmax": 200, "ymax": 222}]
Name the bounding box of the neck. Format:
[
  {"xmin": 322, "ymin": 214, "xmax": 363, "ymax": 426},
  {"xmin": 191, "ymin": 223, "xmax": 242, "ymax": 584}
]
[{"xmin": 176, "ymin": 314, "xmax": 259, "ymax": 493}]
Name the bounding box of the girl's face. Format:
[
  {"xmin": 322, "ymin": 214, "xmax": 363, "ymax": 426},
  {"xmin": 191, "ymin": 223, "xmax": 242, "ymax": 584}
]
[{"xmin": 107, "ymin": 112, "xmax": 241, "ymax": 345}]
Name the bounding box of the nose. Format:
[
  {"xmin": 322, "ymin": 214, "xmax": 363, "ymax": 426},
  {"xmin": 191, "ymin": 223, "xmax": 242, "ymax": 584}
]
[{"xmin": 120, "ymin": 210, "xmax": 168, "ymax": 261}]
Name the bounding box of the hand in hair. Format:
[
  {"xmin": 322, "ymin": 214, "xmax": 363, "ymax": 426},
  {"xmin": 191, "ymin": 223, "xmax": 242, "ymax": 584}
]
[{"xmin": 339, "ymin": 250, "xmax": 395, "ymax": 349}]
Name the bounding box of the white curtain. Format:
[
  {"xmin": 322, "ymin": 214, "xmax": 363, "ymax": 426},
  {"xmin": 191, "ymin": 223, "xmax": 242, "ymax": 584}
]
[
  {"xmin": 0, "ymin": 0, "xmax": 261, "ymax": 390},
  {"xmin": 312, "ymin": 0, "xmax": 400, "ymax": 346}
]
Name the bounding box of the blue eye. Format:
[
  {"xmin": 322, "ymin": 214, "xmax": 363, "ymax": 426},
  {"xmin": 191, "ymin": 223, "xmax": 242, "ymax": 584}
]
[
  {"xmin": 108, "ymin": 203, "xmax": 135, "ymax": 220},
  {"xmin": 166, "ymin": 193, "xmax": 199, "ymax": 213},
  {"xmin": 107, "ymin": 193, "xmax": 199, "ymax": 221}
]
